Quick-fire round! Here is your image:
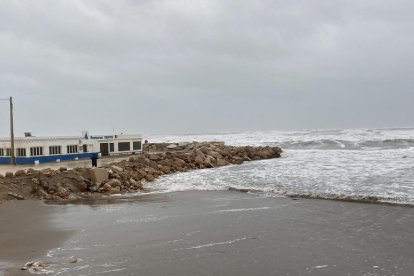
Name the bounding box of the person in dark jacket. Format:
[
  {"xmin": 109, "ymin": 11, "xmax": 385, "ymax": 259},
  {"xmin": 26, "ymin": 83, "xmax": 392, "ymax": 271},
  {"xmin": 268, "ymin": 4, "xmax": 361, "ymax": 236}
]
[{"xmin": 91, "ymin": 153, "xmax": 98, "ymax": 167}]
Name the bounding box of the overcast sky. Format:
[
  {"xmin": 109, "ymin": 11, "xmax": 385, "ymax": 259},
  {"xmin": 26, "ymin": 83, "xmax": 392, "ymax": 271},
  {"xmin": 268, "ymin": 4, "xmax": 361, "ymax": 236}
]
[{"xmin": 0, "ymin": 0, "xmax": 413, "ymax": 136}]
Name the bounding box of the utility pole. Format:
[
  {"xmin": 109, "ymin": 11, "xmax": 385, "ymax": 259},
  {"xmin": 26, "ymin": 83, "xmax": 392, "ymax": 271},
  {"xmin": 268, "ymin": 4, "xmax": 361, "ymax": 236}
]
[
  {"xmin": 10, "ymin": 97, "xmax": 16, "ymax": 165},
  {"xmin": 0, "ymin": 97, "xmax": 15, "ymax": 165}
]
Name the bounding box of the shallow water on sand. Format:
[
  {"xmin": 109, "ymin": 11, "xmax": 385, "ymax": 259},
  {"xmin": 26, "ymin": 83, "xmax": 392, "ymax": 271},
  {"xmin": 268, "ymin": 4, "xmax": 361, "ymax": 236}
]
[{"xmin": 27, "ymin": 192, "xmax": 414, "ymax": 275}]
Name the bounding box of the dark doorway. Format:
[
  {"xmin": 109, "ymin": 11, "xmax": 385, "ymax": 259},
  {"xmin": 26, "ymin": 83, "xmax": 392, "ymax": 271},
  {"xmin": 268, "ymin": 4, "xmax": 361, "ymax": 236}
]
[
  {"xmin": 83, "ymin": 144, "xmax": 88, "ymax": 153},
  {"xmin": 100, "ymin": 143, "xmax": 109, "ymax": 157}
]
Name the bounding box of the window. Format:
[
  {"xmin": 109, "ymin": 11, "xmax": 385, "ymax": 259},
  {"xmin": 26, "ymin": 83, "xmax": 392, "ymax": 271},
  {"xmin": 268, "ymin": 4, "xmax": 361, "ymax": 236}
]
[
  {"xmin": 0, "ymin": 148, "xmax": 12, "ymax": 156},
  {"xmin": 110, "ymin": 143, "xmax": 115, "ymax": 152},
  {"xmin": 17, "ymin": 148, "xmax": 26, "ymax": 157},
  {"xmin": 49, "ymin": 146, "xmax": 62, "ymax": 155},
  {"xmin": 118, "ymin": 142, "xmax": 130, "ymax": 152},
  {"xmin": 30, "ymin": 147, "xmax": 43, "ymax": 156},
  {"xmin": 67, "ymin": 145, "xmax": 78, "ymax": 154},
  {"xmin": 133, "ymin": 141, "xmax": 142, "ymax": 150}
]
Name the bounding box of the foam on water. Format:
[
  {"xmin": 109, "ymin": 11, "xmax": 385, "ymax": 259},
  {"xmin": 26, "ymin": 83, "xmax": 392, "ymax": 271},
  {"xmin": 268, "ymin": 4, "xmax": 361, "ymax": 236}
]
[
  {"xmin": 147, "ymin": 128, "xmax": 414, "ymax": 205},
  {"xmin": 149, "ymin": 128, "xmax": 414, "ymax": 149}
]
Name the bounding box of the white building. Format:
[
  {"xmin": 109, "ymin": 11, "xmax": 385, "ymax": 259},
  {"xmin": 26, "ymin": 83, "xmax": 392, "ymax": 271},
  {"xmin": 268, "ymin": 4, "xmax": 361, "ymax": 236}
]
[{"xmin": 0, "ymin": 132, "xmax": 143, "ymax": 164}]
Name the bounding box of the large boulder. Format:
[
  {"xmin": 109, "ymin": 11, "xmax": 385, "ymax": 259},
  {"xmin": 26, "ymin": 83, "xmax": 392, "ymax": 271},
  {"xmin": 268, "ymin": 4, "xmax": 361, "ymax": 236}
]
[
  {"xmin": 14, "ymin": 170, "xmax": 26, "ymax": 177},
  {"xmin": 194, "ymin": 155, "xmax": 204, "ymax": 166},
  {"xmin": 64, "ymin": 179, "xmax": 87, "ymax": 193},
  {"xmin": 36, "ymin": 188, "xmax": 53, "ymax": 200},
  {"xmin": 129, "ymin": 156, "xmax": 138, "ymax": 162},
  {"xmin": 57, "ymin": 187, "xmax": 70, "ymax": 199},
  {"xmin": 107, "ymin": 179, "xmax": 122, "ymax": 187},
  {"xmin": 145, "ymin": 174, "xmax": 155, "ymax": 182},
  {"xmin": 159, "ymin": 166, "xmax": 171, "ymax": 174},
  {"xmin": 137, "ymin": 169, "xmax": 147, "ymax": 178},
  {"xmin": 41, "ymin": 168, "xmax": 55, "ymax": 177},
  {"xmin": 90, "ymin": 168, "xmax": 109, "ymax": 184},
  {"xmin": 173, "ymin": 157, "xmax": 187, "ymax": 167},
  {"xmin": 111, "ymin": 165, "xmax": 124, "ymax": 173},
  {"xmin": 216, "ymin": 158, "xmax": 229, "ymax": 167},
  {"xmin": 26, "ymin": 168, "xmax": 37, "ymax": 175},
  {"xmin": 208, "ymin": 151, "xmax": 223, "ymax": 159},
  {"xmin": 129, "ymin": 178, "xmax": 143, "ymax": 190},
  {"xmin": 60, "ymin": 171, "xmax": 88, "ymax": 192},
  {"xmin": 231, "ymin": 156, "xmax": 244, "ymax": 165},
  {"xmin": 110, "ymin": 186, "xmax": 121, "ymax": 194},
  {"xmin": 195, "ymin": 149, "xmax": 206, "ymax": 160},
  {"xmin": 215, "ymin": 147, "xmax": 229, "ymax": 157},
  {"xmin": 149, "ymin": 154, "xmax": 159, "ymax": 161},
  {"xmin": 7, "ymin": 192, "xmax": 24, "ymax": 200},
  {"xmin": 204, "ymin": 155, "xmax": 215, "ymax": 168},
  {"xmin": 74, "ymin": 177, "xmax": 88, "ymax": 192},
  {"xmin": 167, "ymin": 144, "xmax": 178, "ymax": 149},
  {"xmin": 100, "ymin": 183, "xmax": 112, "ymax": 192}
]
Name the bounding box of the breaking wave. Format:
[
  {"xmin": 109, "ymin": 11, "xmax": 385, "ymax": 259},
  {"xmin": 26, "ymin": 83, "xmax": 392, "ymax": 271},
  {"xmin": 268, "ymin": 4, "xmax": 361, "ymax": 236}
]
[
  {"xmin": 226, "ymin": 187, "xmax": 414, "ymax": 207},
  {"xmin": 148, "ymin": 128, "xmax": 414, "ymax": 206},
  {"xmin": 276, "ymin": 138, "xmax": 414, "ymax": 150},
  {"xmin": 149, "ymin": 128, "xmax": 414, "ymax": 150}
]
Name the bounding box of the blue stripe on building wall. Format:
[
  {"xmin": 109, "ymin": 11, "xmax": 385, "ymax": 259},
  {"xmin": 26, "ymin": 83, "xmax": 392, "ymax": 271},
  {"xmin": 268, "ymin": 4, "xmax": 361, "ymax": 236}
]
[{"xmin": 0, "ymin": 153, "xmax": 96, "ymax": 165}]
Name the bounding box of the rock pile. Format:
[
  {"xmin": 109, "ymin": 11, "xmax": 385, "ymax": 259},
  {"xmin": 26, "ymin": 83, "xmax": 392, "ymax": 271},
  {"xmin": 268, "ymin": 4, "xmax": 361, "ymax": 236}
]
[
  {"xmin": 21, "ymin": 261, "xmax": 49, "ymax": 272},
  {"xmin": 0, "ymin": 142, "xmax": 282, "ymax": 202}
]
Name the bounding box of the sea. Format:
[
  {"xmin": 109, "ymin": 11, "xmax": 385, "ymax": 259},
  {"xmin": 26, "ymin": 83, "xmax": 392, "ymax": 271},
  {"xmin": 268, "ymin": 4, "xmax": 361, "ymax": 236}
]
[{"xmin": 148, "ymin": 128, "xmax": 414, "ymax": 205}]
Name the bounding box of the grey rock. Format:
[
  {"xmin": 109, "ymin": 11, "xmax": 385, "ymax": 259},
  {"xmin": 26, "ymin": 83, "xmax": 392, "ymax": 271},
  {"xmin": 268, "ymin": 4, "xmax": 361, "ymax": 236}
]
[
  {"xmin": 90, "ymin": 168, "xmax": 109, "ymax": 184},
  {"xmin": 7, "ymin": 192, "xmax": 25, "ymax": 200}
]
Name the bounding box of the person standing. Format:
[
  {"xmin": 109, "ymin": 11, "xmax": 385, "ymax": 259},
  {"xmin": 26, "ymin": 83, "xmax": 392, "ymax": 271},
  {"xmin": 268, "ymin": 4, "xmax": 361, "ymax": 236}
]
[{"xmin": 91, "ymin": 153, "xmax": 98, "ymax": 167}]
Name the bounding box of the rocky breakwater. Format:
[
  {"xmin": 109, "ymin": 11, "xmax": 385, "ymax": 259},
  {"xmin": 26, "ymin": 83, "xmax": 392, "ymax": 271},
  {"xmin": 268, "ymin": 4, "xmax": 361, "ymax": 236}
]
[{"xmin": 0, "ymin": 142, "xmax": 282, "ymax": 203}]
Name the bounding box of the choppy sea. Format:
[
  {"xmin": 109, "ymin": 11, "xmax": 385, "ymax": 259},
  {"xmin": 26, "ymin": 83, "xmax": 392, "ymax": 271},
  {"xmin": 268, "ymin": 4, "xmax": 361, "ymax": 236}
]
[{"xmin": 148, "ymin": 128, "xmax": 414, "ymax": 205}]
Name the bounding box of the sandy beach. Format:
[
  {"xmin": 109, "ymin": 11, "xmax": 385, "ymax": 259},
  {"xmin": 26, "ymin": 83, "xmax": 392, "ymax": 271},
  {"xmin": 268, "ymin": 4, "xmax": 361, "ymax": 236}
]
[
  {"xmin": 0, "ymin": 201, "xmax": 72, "ymax": 276},
  {"xmin": 1, "ymin": 191, "xmax": 413, "ymax": 275}
]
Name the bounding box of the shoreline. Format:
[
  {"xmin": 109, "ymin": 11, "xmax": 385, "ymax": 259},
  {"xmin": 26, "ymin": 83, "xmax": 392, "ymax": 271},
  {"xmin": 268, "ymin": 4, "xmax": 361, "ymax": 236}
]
[{"xmin": 45, "ymin": 187, "xmax": 414, "ymax": 208}]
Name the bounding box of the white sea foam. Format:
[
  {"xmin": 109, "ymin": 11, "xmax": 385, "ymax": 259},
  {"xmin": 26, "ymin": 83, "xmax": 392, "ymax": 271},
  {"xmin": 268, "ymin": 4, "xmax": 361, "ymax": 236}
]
[
  {"xmin": 146, "ymin": 128, "xmax": 414, "ymax": 205},
  {"xmin": 211, "ymin": 207, "xmax": 271, "ymax": 213},
  {"xmin": 116, "ymin": 215, "xmax": 172, "ymax": 224},
  {"xmin": 175, "ymin": 237, "xmax": 249, "ymax": 251},
  {"xmin": 96, "ymin": 268, "xmax": 127, "ymax": 274}
]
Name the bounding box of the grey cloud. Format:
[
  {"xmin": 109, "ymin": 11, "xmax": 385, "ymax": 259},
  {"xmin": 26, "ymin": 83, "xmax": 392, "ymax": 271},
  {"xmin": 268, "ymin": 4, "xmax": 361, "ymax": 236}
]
[{"xmin": 0, "ymin": 0, "xmax": 413, "ymax": 136}]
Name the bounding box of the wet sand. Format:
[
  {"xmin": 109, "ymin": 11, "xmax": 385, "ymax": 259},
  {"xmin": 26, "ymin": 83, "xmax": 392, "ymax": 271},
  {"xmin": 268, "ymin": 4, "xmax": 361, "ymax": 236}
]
[
  {"xmin": 1, "ymin": 191, "xmax": 414, "ymax": 275},
  {"xmin": 0, "ymin": 201, "xmax": 72, "ymax": 276}
]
